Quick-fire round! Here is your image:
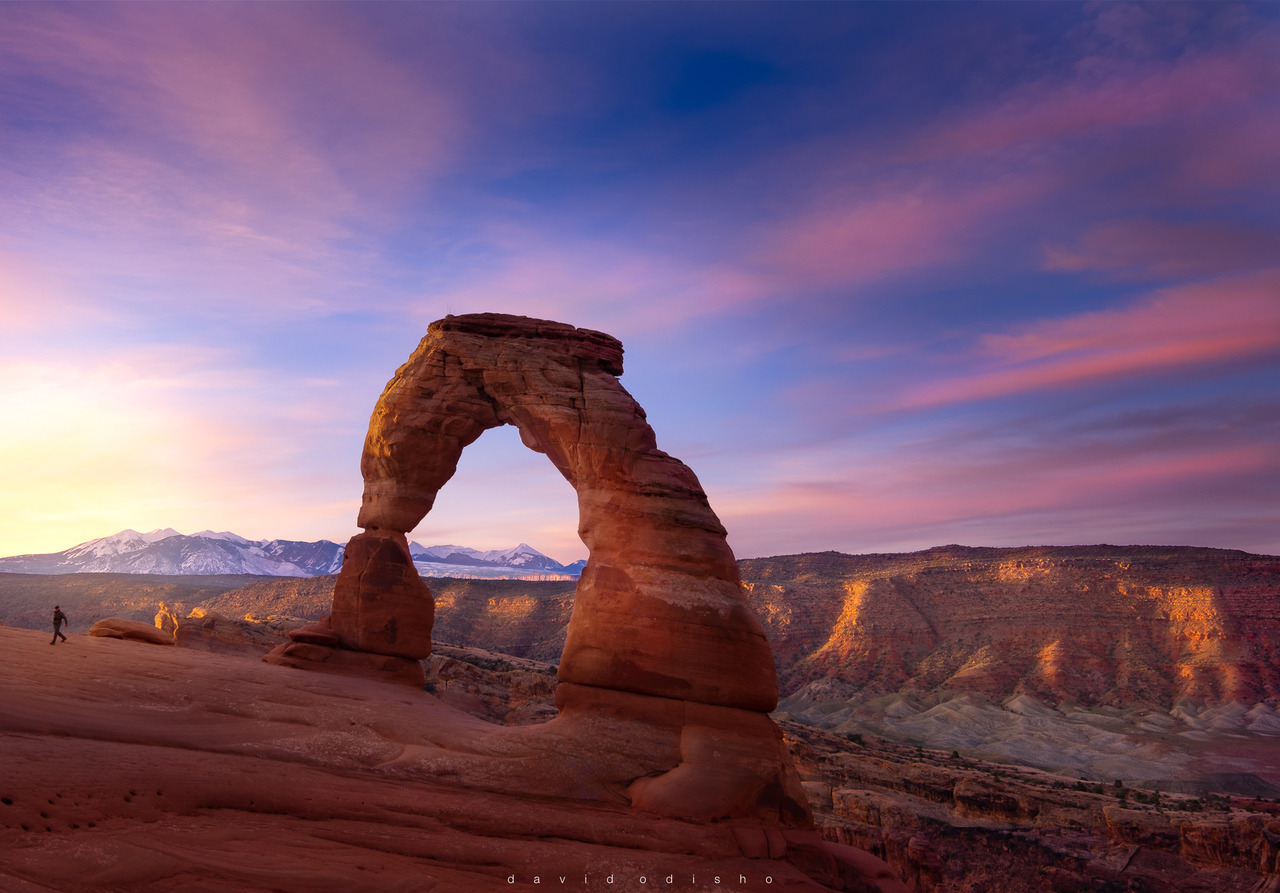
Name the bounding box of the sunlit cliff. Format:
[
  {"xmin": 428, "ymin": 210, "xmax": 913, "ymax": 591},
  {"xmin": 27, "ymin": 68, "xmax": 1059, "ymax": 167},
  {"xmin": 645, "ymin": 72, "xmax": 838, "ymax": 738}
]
[{"xmin": 739, "ymin": 545, "xmax": 1280, "ymax": 709}]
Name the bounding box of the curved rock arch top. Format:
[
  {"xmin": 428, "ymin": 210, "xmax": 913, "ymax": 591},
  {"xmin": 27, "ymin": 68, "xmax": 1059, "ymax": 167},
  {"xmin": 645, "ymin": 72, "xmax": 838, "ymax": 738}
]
[{"xmin": 334, "ymin": 312, "xmax": 778, "ymax": 713}]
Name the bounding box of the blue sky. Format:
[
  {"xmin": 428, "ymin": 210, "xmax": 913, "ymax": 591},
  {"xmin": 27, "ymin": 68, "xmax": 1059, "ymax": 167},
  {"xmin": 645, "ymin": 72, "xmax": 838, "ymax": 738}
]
[{"xmin": 2, "ymin": 2, "xmax": 1277, "ymax": 561}]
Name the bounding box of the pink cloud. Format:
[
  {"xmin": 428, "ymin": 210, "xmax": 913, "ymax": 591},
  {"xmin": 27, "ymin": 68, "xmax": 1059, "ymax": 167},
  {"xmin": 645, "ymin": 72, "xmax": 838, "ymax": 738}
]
[
  {"xmin": 0, "ymin": 5, "xmax": 494, "ymax": 322},
  {"xmin": 1170, "ymin": 109, "xmax": 1280, "ymax": 195},
  {"xmin": 881, "ymin": 26, "xmax": 1280, "ymax": 219},
  {"xmin": 716, "ymin": 421, "xmax": 1278, "ymax": 557},
  {"xmin": 0, "ymin": 6, "xmax": 463, "ymax": 208},
  {"xmin": 1044, "ymin": 219, "xmax": 1280, "ymax": 280},
  {"xmin": 744, "ymin": 26, "xmax": 1280, "ymax": 297},
  {"xmin": 894, "ymin": 270, "xmax": 1280, "ymax": 410},
  {"xmin": 918, "ymin": 37, "xmax": 1279, "ymax": 161},
  {"xmin": 750, "ymin": 168, "xmax": 1058, "ymax": 289}
]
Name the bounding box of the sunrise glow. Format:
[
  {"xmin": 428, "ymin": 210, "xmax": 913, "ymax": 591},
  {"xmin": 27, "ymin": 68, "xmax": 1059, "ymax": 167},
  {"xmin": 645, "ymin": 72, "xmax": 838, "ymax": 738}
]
[{"xmin": 1, "ymin": 3, "xmax": 1277, "ymax": 560}]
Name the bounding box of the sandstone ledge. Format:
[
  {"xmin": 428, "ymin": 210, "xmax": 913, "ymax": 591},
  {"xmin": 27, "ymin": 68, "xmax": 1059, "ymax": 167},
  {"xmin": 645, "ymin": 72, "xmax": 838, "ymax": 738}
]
[
  {"xmin": 87, "ymin": 617, "xmax": 174, "ymax": 646},
  {"xmin": 0, "ymin": 625, "xmax": 905, "ymax": 892}
]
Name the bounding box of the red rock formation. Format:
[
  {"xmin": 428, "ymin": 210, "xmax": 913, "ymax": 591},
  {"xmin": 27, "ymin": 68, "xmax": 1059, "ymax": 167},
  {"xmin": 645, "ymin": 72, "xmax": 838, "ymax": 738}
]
[
  {"xmin": 155, "ymin": 602, "xmax": 307, "ymax": 656},
  {"xmin": 786, "ymin": 722, "xmax": 1280, "ymax": 893},
  {"xmin": 1, "ymin": 625, "xmax": 907, "ymax": 893},
  {"xmin": 347, "ymin": 313, "xmax": 776, "ymax": 709},
  {"xmin": 739, "ymin": 546, "xmax": 1280, "ymax": 708},
  {"xmin": 270, "ymin": 312, "xmax": 798, "ymax": 823},
  {"xmin": 87, "ymin": 617, "xmax": 174, "ymax": 646},
  {"xmin": 267, "ymin": 614, "xmax": 427, "ymax": 688},
  {"xmin": 331, "ymin": 530, "xmax": 434, "ymax": 659}
]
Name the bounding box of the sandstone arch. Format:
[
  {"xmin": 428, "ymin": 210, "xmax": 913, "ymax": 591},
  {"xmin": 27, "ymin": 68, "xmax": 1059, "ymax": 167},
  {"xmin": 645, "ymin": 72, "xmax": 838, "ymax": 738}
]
[
  {"xmin": 338, "ymin": 312, "xmax": 778, "ymax": 713},
  {"xmin": 270, "ymin": 313, "xmax": 804, "ymax": 823}
]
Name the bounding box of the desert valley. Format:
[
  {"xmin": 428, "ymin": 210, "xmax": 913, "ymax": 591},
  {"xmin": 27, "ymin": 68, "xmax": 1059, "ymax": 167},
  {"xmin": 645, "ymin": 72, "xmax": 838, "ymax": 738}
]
[
  {"xmin": 7, "ymin": 0, "xmax": 1280, "ymax": 889},
  {"xmin": 3, "ymin": 542, "xmax": 1279, "ymax": 892}
]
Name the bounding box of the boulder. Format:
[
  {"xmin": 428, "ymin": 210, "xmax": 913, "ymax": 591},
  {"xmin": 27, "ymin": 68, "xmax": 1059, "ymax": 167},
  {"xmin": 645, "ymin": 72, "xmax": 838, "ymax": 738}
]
[{"xmin": 88, "ymin": 618, "xmax": 175, "ymax": 646}]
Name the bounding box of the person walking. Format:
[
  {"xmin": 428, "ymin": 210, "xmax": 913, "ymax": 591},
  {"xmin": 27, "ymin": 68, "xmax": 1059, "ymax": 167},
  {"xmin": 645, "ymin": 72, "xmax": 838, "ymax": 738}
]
[{"xmin": 51, "ymin": 605, "xmax": 68, "ymax": 644}]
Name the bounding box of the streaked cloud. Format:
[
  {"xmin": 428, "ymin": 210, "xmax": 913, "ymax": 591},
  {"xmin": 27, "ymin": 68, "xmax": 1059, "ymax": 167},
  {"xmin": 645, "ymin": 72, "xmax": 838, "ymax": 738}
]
[
  {"xmin": 1044, "ymin": 220, "xmax": 1280, "ymax": 280},
  {"xmin": 716, "ymin": 398, "xmax": 1279, "ymax": 557},
  {"xmin": 916, "ymin": 25, "xmax": 1279, "ymax": 161},
  {"xmin": 894, "ymin": 272, "xmax": 1280, "ymax": 410}
]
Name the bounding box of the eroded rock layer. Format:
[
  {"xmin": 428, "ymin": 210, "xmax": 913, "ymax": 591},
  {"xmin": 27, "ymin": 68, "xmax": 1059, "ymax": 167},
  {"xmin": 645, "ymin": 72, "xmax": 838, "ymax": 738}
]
[
  {"xmin": 347, "ymin": 312, "xmax": 777, "ymax": 712},
  {"xmin": 288, "ymin": 312, "xmax": 795, "ymax": 823}
]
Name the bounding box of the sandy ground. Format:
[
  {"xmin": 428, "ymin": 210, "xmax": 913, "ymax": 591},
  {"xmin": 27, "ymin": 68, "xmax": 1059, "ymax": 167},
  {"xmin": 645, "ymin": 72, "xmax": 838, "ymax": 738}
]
[{"xmin": 0, "ymin": 626, "xmax": 877, "ymax": 893}]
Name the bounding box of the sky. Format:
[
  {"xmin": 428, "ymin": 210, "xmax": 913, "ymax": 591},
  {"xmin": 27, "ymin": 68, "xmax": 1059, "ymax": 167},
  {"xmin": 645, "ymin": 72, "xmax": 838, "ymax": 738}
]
[{"xmin": 1, "ymin": 2, "xmax": 1278, "ymax": 563}]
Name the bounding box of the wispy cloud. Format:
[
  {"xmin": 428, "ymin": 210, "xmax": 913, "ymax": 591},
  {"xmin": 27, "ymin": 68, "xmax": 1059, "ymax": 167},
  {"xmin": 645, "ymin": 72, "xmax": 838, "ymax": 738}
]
[
  {"xmin": 423, "ymin": 227, "xmax": 773, "ymax": 337},
  {"xmin": 1044, "ymin": 219, "xmax": 1280, "ymax": 280},
  {"xmin": 916, "ymin": 32, "xmax": 1279, "ymax": 162},
  {"xmin": 717, "ymin": 399, "xmax": 1280, "ymax": 557},
  {"xmin": 725, "ymin": 27, "xmax": 1280, "ymax": 300},
  {"xmin": 893, "ymin": 271, "xmax": 1280, "ymax": 410},
  {"xmin": 749, "ymin": 170, "xmax": 1054, "ymax": 289},
  {"xmin": 0, "ymin": 4, "xmax": 474, "ymax": 323}
]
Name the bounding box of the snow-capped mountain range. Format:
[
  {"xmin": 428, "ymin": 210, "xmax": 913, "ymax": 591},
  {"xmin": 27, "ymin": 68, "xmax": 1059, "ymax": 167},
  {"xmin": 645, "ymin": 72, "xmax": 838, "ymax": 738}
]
[{"xmin": 0, "ymin": 529, "xmax": 584, "ymax": 579}]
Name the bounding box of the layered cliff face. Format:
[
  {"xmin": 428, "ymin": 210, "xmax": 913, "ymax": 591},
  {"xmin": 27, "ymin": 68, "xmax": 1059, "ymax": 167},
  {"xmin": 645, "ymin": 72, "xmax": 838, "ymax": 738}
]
[
  {"xmin": 739, "ymin": 546, "xmax": 1280, "ymax": 709},
  {"xmin": 19, "ymin": 545, "xmax": 1277, "ymax": 713},
  {"xmin": 120, "ymin": 544, "xmax": 1280, "ymax": 714},
  {"xmin": 428, "ymin": 578, "xmax": 574, "ymax": 664},
  {"xmin": 787, "ymin": 723, "xmax": 1280, "ymax": 893}
]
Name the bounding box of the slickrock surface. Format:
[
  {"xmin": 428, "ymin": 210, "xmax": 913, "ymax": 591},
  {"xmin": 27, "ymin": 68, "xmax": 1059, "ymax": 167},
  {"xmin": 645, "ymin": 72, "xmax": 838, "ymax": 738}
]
[
  {"xmin": 0, "ymin": 625, "xmax": 903, "ymax": 893},
  {"xmin": 284, "ymin": 312, "xmax": 797, "ymax": 823},
  {"xmin": 387, "ymin": 639, "xmax": 1280, "ymax": 892}
]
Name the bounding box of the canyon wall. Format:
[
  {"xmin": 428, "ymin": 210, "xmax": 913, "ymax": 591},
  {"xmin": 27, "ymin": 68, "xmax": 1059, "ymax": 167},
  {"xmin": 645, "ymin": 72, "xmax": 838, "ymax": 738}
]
[
  {"xmin": 23, "ymin": 544, "xmax": 1275, "ymax": 715},
  {"xmin": 738, "ymin": 545, "xmax": 1280, "ymax": 709}
]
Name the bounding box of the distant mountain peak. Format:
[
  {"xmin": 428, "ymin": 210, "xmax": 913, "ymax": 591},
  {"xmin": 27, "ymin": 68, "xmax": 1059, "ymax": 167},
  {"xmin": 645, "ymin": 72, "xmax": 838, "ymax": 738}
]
[
  {"xmin": 145, "ymin": 527, "xmax": 181, "ymax": 537},
  {"xmin": 0, "ymin": 529, "xmax": 343, "ymax": 577},
  {"xmin": 192, "ymin": 530, "xmax": 254, "ymax": 545},
  {"xmin": 0, "ymin": 529, "xmax": 582, "ymax": 580},
  {"xmin": 408, "ymin": 540, "xmax": 579, "ymax": 579}
]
